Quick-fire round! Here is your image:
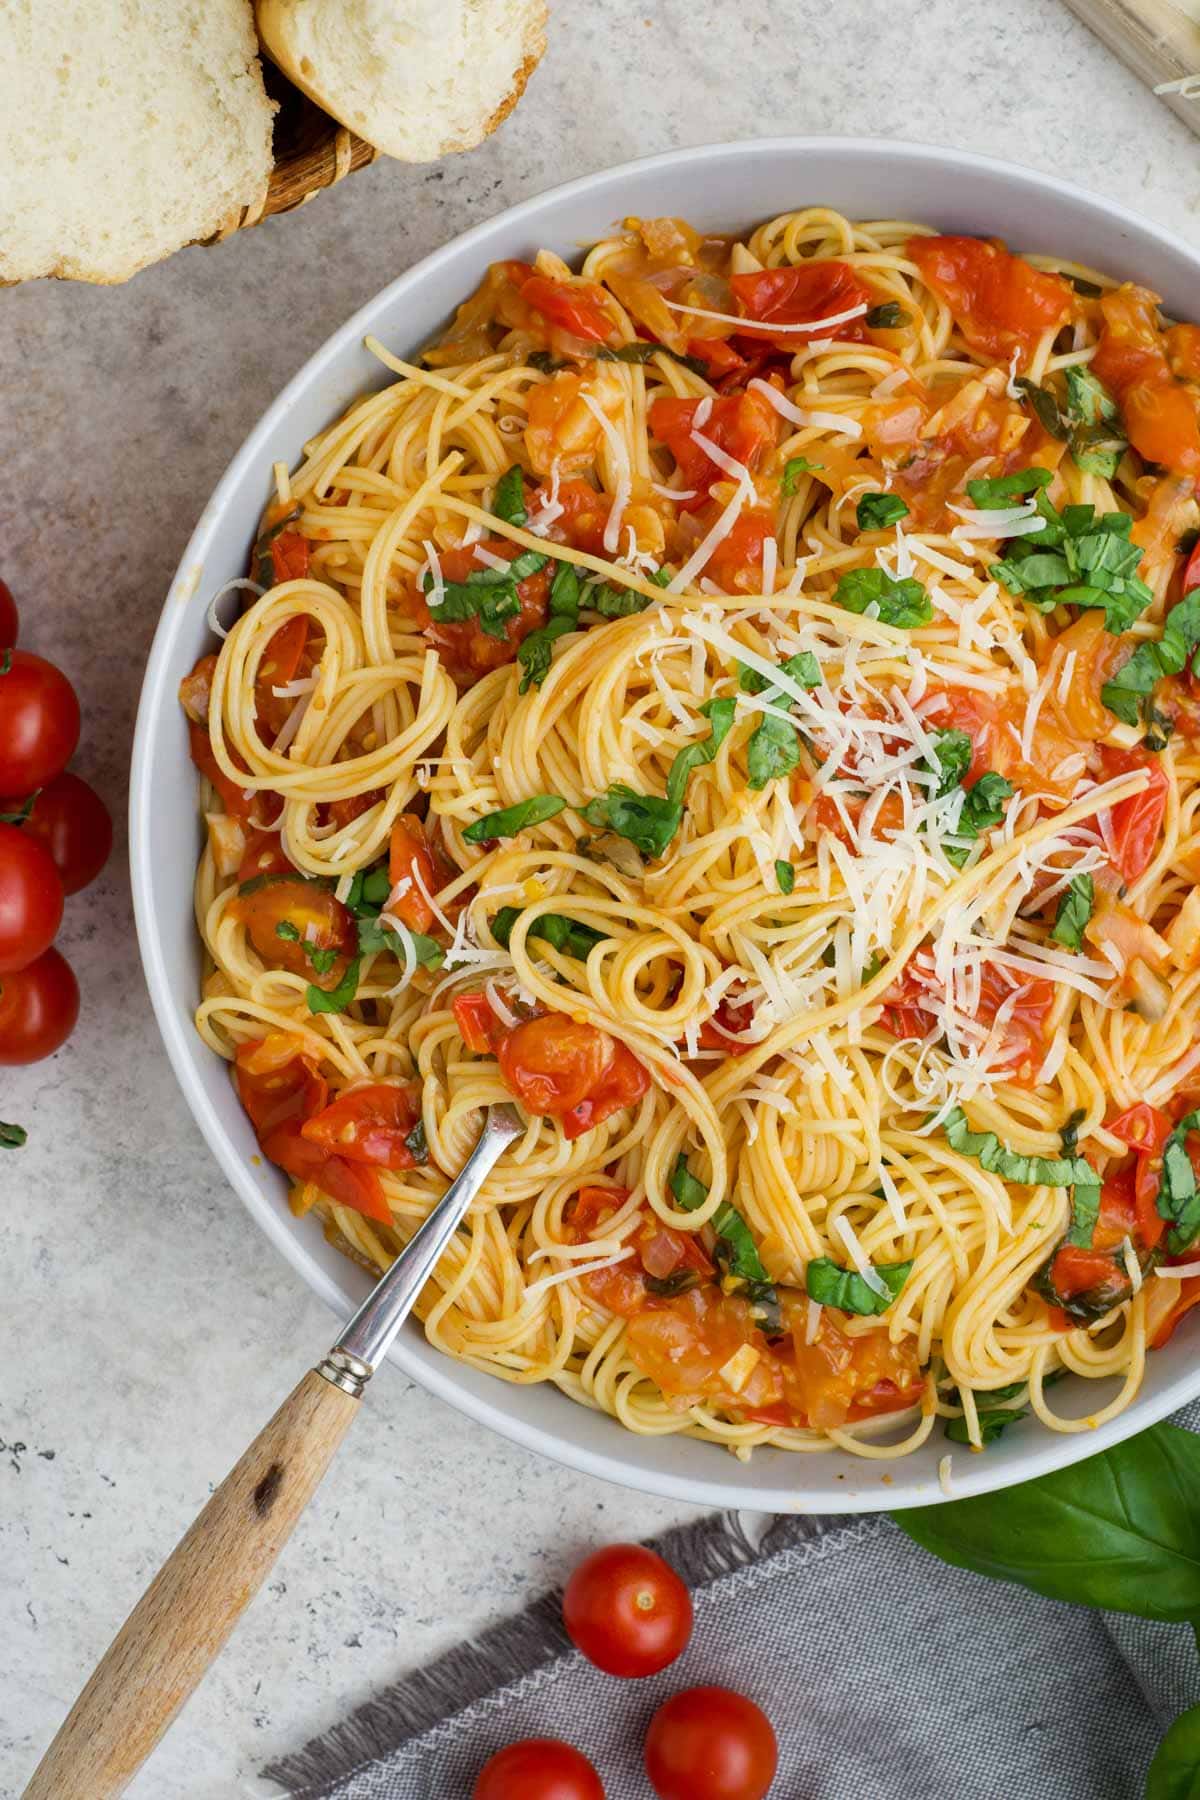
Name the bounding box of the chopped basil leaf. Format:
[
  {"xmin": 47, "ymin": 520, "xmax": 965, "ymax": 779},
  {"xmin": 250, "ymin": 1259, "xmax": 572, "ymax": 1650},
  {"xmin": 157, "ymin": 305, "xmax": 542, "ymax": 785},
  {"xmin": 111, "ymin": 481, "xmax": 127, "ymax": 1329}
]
[
  {"xmin": 404, "ymin": 1118, "xmax": 429, "ymax": 1164},
  {"xmin": 517, "ymin": 561, "xmax": 582, "ymax": 693},
  {"xmin": 1068, "ymin": 274, "xmax": 1103, "ymax": 297},
  {"xmin": 463, "ymin": 794, "xmax": 567, "ymax": 843},
  {"xmin": 669, "ymin": 1155, "xmax": 710, "ymax": 1210},
  {"xmin": 527, "ymin": 349, "xmax": 565, "ymax": 373},
  {"xmin": 594, "ymin": 341, "xmax": 708, "ymax": 377},
  {"xmin": 1064, "ymin": 1179, "xmax": 1102, "ymax": 1249},
  {"xmin": 1102, "ymin": 590, "xmax": 1200, "ymax": 726},
  {"xmin": 355, "ymin": 912, "xmax": 444, "ymax": 965},
  {"xmin": 738, "ymin": 651, "xmax": 821, "ymax": 694},
  {"xmin": 966, "ymin": 466, "xmax": 1053, "ymax": 509},
  {"xmin": 856, "ymin": 492, "xmax": 910, "ymax": 531},
  {"xmin": 1015, "ymin": 377, "xmax": 1070, "ymax": 440},
  {"xmin": 775, "ymin": 859, "xmax": 795, "ymax": 895},
  {"xmin": 425, "ymin": 553, "xmax": 549, "ymax": 642},
  {"xmin": 943, "ymin": 1106, "xmax": 1099, "ymax": 1188},
  {"xmin": 1033, "ymin": 1243, "xmax": 1132, "ymax": 1324},
  {"xmin": 0, "ymin": 791, "xmax": 37, "ymax": 825},
  {"xmin": 1142, "ymin": 700, "xmax": 1176, "ymax": 753},
  {"xmin": 588, "ymin": 583, "xmax": 652, "ymax": 618},
  {"xmin": 0, "ymin": 1121, "xmax": 27, "ymax": 1149},
  {"xmin": 492, "ymin": 464, "xmax": 527, "ymax": 528},
  {"xmin": 747, "ymin": 713, "xmax": 801, "ymax": 789},
  {"xmin": 306, "ymin": 957, "xmax": 361, "ymax": 1016},
  {"xmin": 1060, "ymin": 1109, "xmax": 1086, "ymax": 1156},
  {"xmin": 665, "ymin": 697, "xmax": 736, "ymax": 805},
  {"xmin": 580, "ymin": 786, "xmax": 681, "ymax": 858},
  {"xmin": 1050, "ymin": 873, "xmax": 1094, "ymax": 951},
  {"xmin": 833, "ymin": 567, "xmax": 932, "ymax": 628},
  {"xmin": 805, "ymin": 1256, "xmax": 912, "ymax": 1316},
  {"xmin": 492, "ymin": 906, "xmax": 605, "ymax": 959},
  {"xmin": 251, "ymin": 505, "xmax": 302, "ymax": 587},
  {"xmin": 360, "ymin": 867, "xmax": 391, "ymax": 906},
  {"xmin": 944, "ymin": 772, "xmax": 1013, "ymax": 867},
  {"xmin": 781, "ymin": 456, "xmax": 823, "ymax": 497},
  {"xmin": 929, "ymin": 728, "xmax": 973, "ymax": 797},
  {"xmin": 1155, "ymin": 1110, "xmax": 1200, "ymax": 1254},
  {"xmin": 991, "ymin": 494, "xmax": 1150, "ymax": 635},
  {"xmin": 1064, "ymin": 366, "xmax": 1125, "ymax": 480},
  {"xmin": 275, "ymin": 917, "xmax": 337, "ymax": 974},
  {"xmin": 643, "ymin": 1269, "xmax": 703, "ymax": 1297},
  {"xmin": 865, "ymin": 302, "xmax": 910, "ymax": 329},
  {"xmin": 670, "ymin": 1155, "xmax": 775, "ymax": 1292},
  {"xmin": 945, "ymin": 1406, "xmax": 1027, "ymax": 1446}
]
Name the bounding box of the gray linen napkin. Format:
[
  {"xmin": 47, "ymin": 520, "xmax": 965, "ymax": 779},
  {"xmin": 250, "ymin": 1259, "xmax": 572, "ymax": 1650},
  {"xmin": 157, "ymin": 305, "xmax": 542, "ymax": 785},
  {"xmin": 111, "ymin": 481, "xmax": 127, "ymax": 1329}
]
[{"xmin": 266, "ymin": 1404, "xmax": 1200, "ymax": 1799}]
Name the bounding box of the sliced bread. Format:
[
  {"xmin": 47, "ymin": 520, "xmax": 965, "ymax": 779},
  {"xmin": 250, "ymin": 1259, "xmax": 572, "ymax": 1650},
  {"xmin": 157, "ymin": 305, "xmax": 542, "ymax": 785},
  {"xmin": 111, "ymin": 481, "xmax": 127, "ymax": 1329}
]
[
  {"xmin": 0, "ymin": 0, "xmax": 276, "ymax": 284},
  {"xmin": 255, "ymin": 0, "xmax": 547, "ymax": 163}
]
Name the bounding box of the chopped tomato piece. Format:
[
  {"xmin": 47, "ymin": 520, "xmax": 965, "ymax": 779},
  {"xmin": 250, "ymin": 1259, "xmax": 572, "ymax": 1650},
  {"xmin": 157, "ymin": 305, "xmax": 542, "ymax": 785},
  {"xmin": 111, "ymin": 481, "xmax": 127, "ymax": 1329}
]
[
  {"xmin": 880, "ymin": 961, "xmax": 1055, "ymax": 1085},
  {"xmin": 416, "ymin": 539, "xmax": 551, "ymax": 686},
  {"xmin": 320, "ymin": 789, "xmax": 384, "ymax": 832},
  {"xmin": 1092, "ymin": 285, "xmax": 1200, "ymax": 476},
  {"xmin": 534, "ymin": 477, "xmax": 612, "ymax": 555},
  {"xmin": 920, "ymin": 687, "xmax": 1004, "ymax": 786},
  {"xmin": 261, "ymin": 1120, "xmax": 391, "ymax": 1225},
  {"xmin": 697, "ymin": 992, "xmax": 756, "ymax": 1054},
  {"xmin": 232, "ymin": 876, "xmax": 356, "ymax": 976},
  {"xmin": 559, "ymin": 1039, "xmax": 650, "ymax": 1140},
  {"xmin": 572, "ymin": 1185, "xmax": 631, "ymax": 1235},
  {"xmin": 1046, "ymin": 612, "xmax": 1131, "ymax": 744},
  {"xmin": 388, "ymin": 813, "xmax": 451, "ymax": 934},
  {"xmin": 784, "ymin": 1308, "xmax": 922, "ymax": 1431},
  {"xmin": 453, "ymin": 991, "xmax": 500, "ymax": 1054},
  {"xmin": 497, "ymin": 1014, "xmax": 614, "ymax": 1116},
  {"xmin": 626, "ymin": 1287, "xmax": 784, "ymax": 1412},
  {"xmin": 1098, "ymin": 746, "xmax": 1169, "ymax": 883},
  {"xmin": 255, "ymin": 615, "xmax": 310, "ymax": 741},
  {"xmin": 907, "ymin": 235, "xmax": 1074, "ymax": 359},
  {"xmin": 271, "ymin": 531, "xmax": 310, "ymax": 584},
  {"xmin": 1046, "ymin": 1244, "xmax": 1122, "ymax": 1302},
  {"xmin": 188, "ymin": 720, "xmax": 255, "ymax": 823},
  {"xmin": 648, "ymin": 390, "xmax": 777, "ymax": 510},
  {"xmin": 301, "ymin": 1081, "xmax": 422, "ymax": 1169},
  {"xmin": 520, "ymin": 275, "xmax": 615, "ymax": 344},
  {"xmin": 1107, "ymin": 1102, "xmax": 1173, "ymax": 1251},
  {"xmin": 730, "ymin": 261, "xmax": 872, "ymax": 350},
  {"xmin": 1167, "ymin": 323, "xmax": 1200, "ymax": 383},
  {"xmin": 525, "ymin": 368, "xmax": 623, "ymax": 476},
  {"xmin": 237, "ymin": 828, "xmax": 292, "ymax": 886},
  {"xmin": 685, "ymin": 336, "xmax": 748, "ymax": 379},
  {"xmin": 235, "ymin": 1035, "xmax": 327, "ymax": 1137},
  {"xmin": 701, "ymin": 508, "xmax": 776, "ymax": 594}
]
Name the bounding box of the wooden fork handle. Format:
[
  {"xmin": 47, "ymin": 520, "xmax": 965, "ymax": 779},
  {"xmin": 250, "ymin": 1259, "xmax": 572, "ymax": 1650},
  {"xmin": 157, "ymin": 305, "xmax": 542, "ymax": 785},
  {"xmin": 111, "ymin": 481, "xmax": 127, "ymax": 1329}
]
[{"xmin": 23, "ymin": 1368, "xmax": 358, "ymax": 1800}]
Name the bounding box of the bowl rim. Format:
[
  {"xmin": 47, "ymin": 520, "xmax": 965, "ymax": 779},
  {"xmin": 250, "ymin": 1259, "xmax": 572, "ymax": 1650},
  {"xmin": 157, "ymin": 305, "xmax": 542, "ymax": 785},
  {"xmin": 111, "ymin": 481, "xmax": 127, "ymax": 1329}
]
[{"xmin": 131, "ymin": 134, "xmax": 1200, "ymax": 1512}]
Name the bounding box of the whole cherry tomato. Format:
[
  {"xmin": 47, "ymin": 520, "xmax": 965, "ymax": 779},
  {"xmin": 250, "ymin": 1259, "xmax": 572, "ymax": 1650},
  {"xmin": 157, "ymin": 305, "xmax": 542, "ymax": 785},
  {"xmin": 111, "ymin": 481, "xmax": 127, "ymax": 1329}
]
[
  {"xmin": 0, "ymin": 651, "xmax": 81, "ymax": 792},
  {"xmin": 563, "ymin": 1544, "xmax": 693, "ymax": 1678},
  {"xmin": 644, "ymin": 1686, "xmax": 778, "ymax": 1800},
  {"xmin": 8, "ymin": 772, "xmax": 113, "ymax": 895},
  {"xmin": 0, "ymin": 823, "xmax": 63, "ymax": 974},
  {"xmin": 473, "ymin": 1737, "xmax": 605, "ymax": 1800},
  {"xmin": 0, "ymin": 947, "xmax": 79, "ymax": 1064},
  {"xmin": 0, "ymin": 580, "xmax": 17, "ymax": 649}
]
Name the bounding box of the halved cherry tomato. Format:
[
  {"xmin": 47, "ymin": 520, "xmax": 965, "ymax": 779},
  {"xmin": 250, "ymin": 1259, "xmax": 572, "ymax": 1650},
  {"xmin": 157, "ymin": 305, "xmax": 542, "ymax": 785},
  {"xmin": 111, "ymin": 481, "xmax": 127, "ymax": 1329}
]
[
  {"xmin": 0, "ymin": 580, "xmax": 17, "ymax": 649},
  {"xmin": 301, "ymin": 1081, "xmax": 422, "ymax": 1168},
  {"xmin": 907, "ymin": 235, "xmax": 1074, "ymax": 359},
  {"xmin": 1046, "ymin": 613, "xmax": 1130, "ymax": 744},
  {"xmin": 388, "ymin": 813, "xmax": 451, "ymax": 934},
  {"xmin": 644, "ymin": 1686, "xmax": 777, "ymax": 1800},
  {"xmin": 0, "ymin": 946, "xmax": 79, "ymax": 1065},
  {"xmin": 237, "ymin": 828, "xmax": 293, "ymax": 886},
  {"xmin": 255, "ymin": 615, "xmax": 310, "ymax": 741},
  {"xmin": 11, "ymin": 771, "xmax": 112, "ymax": 895},
  {"xmin": 417, "ymin": 540, "xmax": 551, "ymax": 685},
  {"xmin": 262, "ymin": 1119, "xmax": 391, "ymax": 1225},
  {"xmin": 235, "ymin": 1035, "xmax": 328, "ymax": 1137},
  {"xmin": 1046, "ymin": 1244, "xmax": 1122, "ymax": 1301},
  {"xmin": 785, "ymin": 1307, "xmax": 923, "ymax": 1431},
  {"xmin": 685, "ymin": 336, "xmax": 748, "ymax": 380},
  {"xmin": 0, "ymin": 652, "xmax": 81, "ymax": 793},
  {"xmin": 270, "ymin": 531, "xmax": 310, "ymax": 584},
  {"xmin": 648, "ymin": 391, "xmax": 777, "ymax": 510},
  {"xmin": 559, "ymin": 1040, "xmax": 650, "ymax": 1139},
  {"xmin": 572, "ymin": 1186, "xmax": 631, "ymax": 1235},
  {"xmin": 702, "ymin": 509, "xmax": 775, "ymax": 595},
  {"xmin": 730, "ymin": 260, "xmax": 871, "ymax": 349},
  {"xmin": 0, "ymin": 822, "xmax": 63, "ymax": 974},
  {"xmin": 880, "ymin": 961, "xmax": 1055, "ymax": 1085},
  {"xmin": 232, "ymin": 876, "xmax": 356, "ymax": 975},
  {"xmin": 563, "ymin": 1543, "xmax": 692, "ymax": 1678},
  {"xmin": 1098, "ymin": 746, "xmax": 1169, "ymax": 883},
  {"xmin": 1093, "ymin": 284, "xmax": 1200, "ymax": 476},
  {"xmin": 454, "ymin": 991, "xmax": 499, "ymax": 1054},
  {"xmin": 473, "ymin": 1739, "xmax": 604, "ymax": 1800},
  {"xmin": 520, "ymin": 275, "xmax": 615, "ymax": 344},
  {"xmin": 188, "ymin": 720, "xmax": 256, "ymax": 823},
  {"xmin": 497, "ymin": 1014, "xmax": 614, "ymax": 1116}
]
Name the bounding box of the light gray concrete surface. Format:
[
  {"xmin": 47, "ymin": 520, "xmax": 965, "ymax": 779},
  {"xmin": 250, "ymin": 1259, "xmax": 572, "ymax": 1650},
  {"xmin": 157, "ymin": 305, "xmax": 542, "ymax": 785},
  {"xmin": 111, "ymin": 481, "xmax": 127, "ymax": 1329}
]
[{"xmin": 2, "ymin": 2, "xmax": 1196, "ymax": 1793}]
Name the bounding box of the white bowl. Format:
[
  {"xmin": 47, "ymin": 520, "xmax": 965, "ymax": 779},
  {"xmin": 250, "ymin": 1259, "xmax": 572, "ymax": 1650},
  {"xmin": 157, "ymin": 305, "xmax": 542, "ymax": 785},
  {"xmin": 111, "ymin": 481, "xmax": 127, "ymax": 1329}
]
[{"xmin": 132, "ymin": 137, "xmax": 1200, "ymax": 1512}]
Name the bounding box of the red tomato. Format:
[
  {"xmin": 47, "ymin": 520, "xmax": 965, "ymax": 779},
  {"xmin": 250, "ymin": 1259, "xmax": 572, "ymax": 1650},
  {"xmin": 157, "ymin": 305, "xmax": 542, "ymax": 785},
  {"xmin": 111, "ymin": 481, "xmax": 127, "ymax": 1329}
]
[
  {"xmin": 1167, "ymin": 323, "xmax": 1200, "ymax": 382},
  {"xmin": 232, "ymin": 876, "xmax": 356, "ymax": 976},
  {"xmin": 1093, "ymin": 285, "xmax": 1200, "ymax": 476},
  {"xmin": 685, "ymin": 336, "xmax": 748, "ymax": 380},
  {"xmin": 237, "ymin": 828, "xmax": 293, "ymax": 886},
  {"xmin": 0, "ymin": 823, "xmax": 63, "ymax": 973},
  {"xmin": 920, "ymin": 687, "xmax": 1004, "ymax": 785},
  {"xmin": 418, "ymin": 540, "xmax": 551, "ymax": 686},
  {"xmin": 730, "ymin": 260, "xmax": 871, "ymax": 349},
  {"xmin": 0, "ymin": 946, "xmax": 79, "ymax": 1065},
  {"xmin": 648, "ymin": 392, "xmax": 778, "ymax": 510},
  {"xmin": 536, "ymin": 478, "xmax": 612, "ymax": 555},
  {"xmin": 235, "ymin": 1035, "xmax": 327, "ymax": 1137},
  {"xmin": 187, "ymin": 719, "xmax": 268, "ymax": 825},
  {"xmin": 697, "ymin": 991, "xmax": 756, "ymax": 1053},
  {"xmin": 880, "ymin": 960, "xmax": 1055, "ymax": 1086},
  {"xmin": 0, "ymin": 652, "xmax": 81, "ymax": 792},
  {"xmin": 10, "ymin": 772, "xmax": 112, "ymax": 895},
  {"xmin": 498, "ymin": 1014, "xmax": 614, "ymax": 1115},
  {"xmin": 644, "ymin": 1687, "xmax": 777, "ymax": 1800},
  {"xmin": 562, "ymin": 1543, "xmax": 692, "ymax": 1677},
  {"xmin": 454, "ymin": 990, "xmax": 499, "ymax": 1054},
  {"xmin": 271, "ymin": 531, "xmax": 310, "ymax": 584},
  {"xmin": 262, "ymin": 1119, "xmax": 391, "ymax": 1224},
  {"xmin": 388, "ymin": 813, "xmax": 451, "ymax": 933},
  {"xmin": 1151, "ymin": 1274, "xmax": 1200, "ymax": 1348},
  {"xmin": 1098, "ymin": 747, "xmax": 1169, "ymax": 883},
  {"xmin": 1047, "ymin": 1244, "xmax": 1121, "ymax": 1301},
  {"xmin": 255, "ymin": 615, "xmax": 310, "ymax": 741},
  {"xmin": 559, "ymin": 1040, "xmax": 650, "ymax": 1139},
  {"xmin": 703, "ymin": 509, "xmax": 775, "ymax": 595},
  {"xmin": 785, "ymin": 1307, "xmax": 923, "ymax": 1431},
  {"xmin": 0, "ymin": 580, "xmax": 17, "ymax": 649},
  {"xmin": 473, "ymin": 1738, "xmax": 604, "ymax": 1800},
  {"xmin": 1108, "ymin": 1103, "xmax": 1173, "ymax": 1251},
  {"xmin": 907, "ymin": 235, "xmax": 1074, "ymax": 359},
  {"xmin": 301, "ymin": 1081, "xmax": 422, "ymax": 1168},
  {"xmin": 520, "ymin": 275, "xmax": 615, "ymax": 344}
]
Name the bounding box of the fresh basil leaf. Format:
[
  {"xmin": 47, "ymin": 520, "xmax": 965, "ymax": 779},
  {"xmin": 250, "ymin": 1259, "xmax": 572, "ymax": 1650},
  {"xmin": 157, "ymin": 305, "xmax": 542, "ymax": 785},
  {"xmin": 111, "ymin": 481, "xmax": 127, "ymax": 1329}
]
[
  {"xmin": 252, "ymin": 505, "xmax": 302, "ymax": 587},
  {"xmin": 492, "ymin": 464, "xmax": 527, "ymax": 527},
  {"xmin": 865, "ymin": 302, "xmax": 910, "ymax": 329},
  {"xmin": 945, "ymin": 1407, "xmax": 1027, "ymax": 1446},
  {"xmin": 747, "ymin": 713, "xmax": 801, "ymax": 790},
  {"xmin": 670, "ymin": 1155, "xmax": 774, "ymax": 1290},
  {"xmin": 1065, "ymin": 365, "xmax": 1117, "ymax": 427},
  {"xmin": 0, "ymin": 1121, "xmax": 27, "ymax": 1148},
  {"xmin": 856, "ymin": 492, "xmax": 909, "ymax": 531},
  {"xmin": 492, "ymin": 905, "xmax": 605, "ymax": 960},
  {"xmin": 0, "ymin": 791, "xmax": 37, "ymax": 825},
  {"xmin": 517, "ymin": 616, "xmax": 575, "ymax": 692},
  {"xmin": 944, "ymin": 773, "xmax": 1013, "ymax": 867},
  {"xmin": 738, "ymin": 652, "xmax": 821, "ymax": 694},
  {"xmin": 665, "ymin": 697, "xmax": 736, "ymax": 805},
  {"xmin": 306, "ymin": 957, "xmax": 361, "ymax": 1016},
  {"xmin": 463, "ymin": 794, "xmax": 567, "ymax": 843},
  {"xmin": 1064, "ymin": 1180, "xmax": 1102, "ymax": 1249},
  {"xmin": 966, "ymin": 467, "xmax": 1053, "ymax": 509},
  {"xmin": 670, "ymin": 1154, "xmax": 710, "ymax": 1211},
  {"xmin": 1050, "ymin": 873, "xmax": 1094, "ymax": 951},
  {"xmin": 643, "ymin": 1269, "xmax": 703, "ymax": 1297},
  {"xmin": 588, "ymin": 583, "xmax": 651, "ymax": 619},
  {"xmin": 1147, "ymin": 1701, "xmax": 1200, "ymax": 1800},
  {"xmin": 1060, "ymin": 1109, "xmax": 1086, "ymax": 1156},
  {"xmin": 775, "ymin": 859, "xmax": 795, "ymax": 894},
  {"xmin": 1156, "ymin": 1110, "xmax": 1200, "ymax": 1254},
  {"xmin": 929, "ymin": 728, "xmax": 972, "ymax": 797},
  {"xmin": 1103, "ymin": 591, "xmax": 1200, "ymax": 726},
  {"xmin": 356, "ymin": 912, "xmax": 444, "ymax": 966},
  {"xmin": 305, "ymin": 944, "xmax": 338, "ymax": 975},
  {"xmin": 581, "ymin": 786, "xmax": 681, "ymax": 859},
  {"xmin": 1143, "ymin": 700, "xmax": 1177, "ymax": 753},
  {"xmin": 943, "ymin": 1106, "xmax": 1098, "ymax": 1188},
  {"xmin": 897, "ymin": 1422, "xmax": 1200, "ymax": 1622},
  {"xmin": 805, "ymin": 1256, "xmax": 912, "ymax": 1317},
  {"xmin": 1070, "ymin": 424, "xmax": 1125, "ymax": 481},
  {"xmin": 276, "ymin": 920, "xmax": 301, "ymax": 941},
  {"xmin": 594, "ymin": 341, "xmax": 708, "ymax": 377},
  {"xmin": 781, "ymin": 456, "xmax": 823, "ymax": 497},
  {"xmin": 990, "ymin": 551, "xmax": 1074, "ymax": 596},
  {"xmin": 508, "ymin": 549, "xmax": 549, "ymax": 582},
  {"xmin": 404, "ymin": 1118, "xmax": 429, "ymax": 1164},
  {"xmin": 359, "ymin": 867, "xmax": 391, "ymax": 907},
  {"xmin": 1015, "ymin": 377, "xmax": 1070, "ymax": 440},
  {"xmin": 833, "ymin": 567, "xmax": 932, "ymax": 628}
]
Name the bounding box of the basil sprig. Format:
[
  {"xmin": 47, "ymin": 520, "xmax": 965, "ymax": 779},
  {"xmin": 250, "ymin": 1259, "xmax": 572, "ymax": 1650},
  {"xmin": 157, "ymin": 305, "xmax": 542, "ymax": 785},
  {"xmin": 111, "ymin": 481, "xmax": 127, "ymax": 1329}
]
[
  {"xmin": 0, "ymin": 1121, "xmax": 27, "ymax": 1149},
  {"xmin": 463, "ymin": 794, "xmax": 567, "ymax": 844},
  {"xmin": 670, "ymin": 1154, "xmax": 778, "ymax": 1322},
  {"xmin": 991, "ymin": 491, "xmax": 1151, "ymax": 635},
  {"xmin": 805, "ymin": 1256, "xmax": 912, "ymax": 1317},
  {"xmin": 943, "ymin": 1106, "xmax": 1098, "ymax": 1190},
  {"xmin": 856, "ymin": 492, "xmax": 910, "ymax": 531},
  {"xmin": 1050, "ymin": 873, "xmax": 1094, "ymax": 951},
  {"xmin": 1102, "ymin": 589, "xmax": 1200, "ymax": 727},
  {"xmin": 492, "ymin": 906, "xmax": 605, "ymax": 960},
  {"xmin": 833, "ymin": 568, "xmax": 932, "ymax": 628},
  {"xmin": 581, "ymin": 697, "xmax": 734, "ymax": 859}
]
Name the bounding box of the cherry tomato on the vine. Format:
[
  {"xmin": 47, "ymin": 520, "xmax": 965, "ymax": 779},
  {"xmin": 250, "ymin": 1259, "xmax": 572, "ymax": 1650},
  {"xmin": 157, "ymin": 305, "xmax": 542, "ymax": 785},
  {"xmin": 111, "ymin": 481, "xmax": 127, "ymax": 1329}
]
[
  {"xmin": 0, "ymin": 651, "xmax": 80, "ymax": 792},
  {"xmin": 0, "ymin": 947, "xmax": 79, "ymax": 1064},
  {"xmin": 0, "ymin": 823, "xmax": 63, "ymax": 974},
  {"xmin": 563, "ymin": 1544, "xmax": 693, "ymax": 1678},
  {"xmin": 0, "ymin": 581, "xmax": 17, "ymax": 649},
  {"xmin": 472, "ymin": 1737, "xmax": 605, "ymax": 1800},
  {"xmin": 644, "ymin": 1686, "xmax": 778, "ymax": 1800},
  {"xmin": 9, "ymin": 772, "xmax": 113, "ymax": 895}
]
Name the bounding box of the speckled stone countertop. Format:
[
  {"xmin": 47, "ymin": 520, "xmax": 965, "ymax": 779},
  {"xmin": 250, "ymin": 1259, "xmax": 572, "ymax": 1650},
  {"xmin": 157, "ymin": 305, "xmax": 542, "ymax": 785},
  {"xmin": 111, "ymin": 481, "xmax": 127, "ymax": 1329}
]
[{"xmin": 2, "ymin": 3, "xmax": 1197, "ymax": 1793}]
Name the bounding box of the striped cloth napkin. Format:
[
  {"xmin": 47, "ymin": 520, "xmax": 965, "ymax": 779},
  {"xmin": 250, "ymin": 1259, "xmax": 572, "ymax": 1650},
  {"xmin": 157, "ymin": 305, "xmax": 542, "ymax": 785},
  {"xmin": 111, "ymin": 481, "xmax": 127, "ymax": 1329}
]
[{"xmin": 266, "ymin": 1405, "xmax": 1200, "ymax": 1800}]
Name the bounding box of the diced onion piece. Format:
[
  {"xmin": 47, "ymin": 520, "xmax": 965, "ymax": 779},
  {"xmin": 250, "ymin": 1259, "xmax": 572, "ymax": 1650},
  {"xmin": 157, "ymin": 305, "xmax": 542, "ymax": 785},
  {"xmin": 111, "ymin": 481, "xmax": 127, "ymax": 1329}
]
[
  {"xmin": 716, "ymin": 1344, "xmax": 762, "ymax": 1393},
  {"xmin": 206, "ymin": 813, "xmax": 246, "ymax": 879}
]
